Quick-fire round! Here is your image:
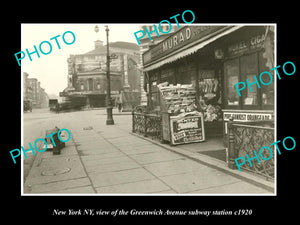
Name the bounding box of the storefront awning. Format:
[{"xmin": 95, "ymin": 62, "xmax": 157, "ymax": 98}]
[{"xmin": 143, "ymin": 26, "xmax": 243, "ymax": 72}]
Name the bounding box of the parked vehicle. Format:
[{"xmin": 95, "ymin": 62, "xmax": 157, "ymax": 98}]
[
  {"xmin": 23, "ymin": 100, "xmax": 32, "ymax": 112},
  {"xmin": 49, "ymin": 99, "xmax": 58, "ymax": 111}
]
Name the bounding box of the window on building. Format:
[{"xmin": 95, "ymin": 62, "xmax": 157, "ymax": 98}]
[
  {"xmin": 259, "ymin": 51, "xmax": 274, "ymax": 106},
  {"xmin": 240, "ymin": 53, "xmax": 259, "ymax": 106},
  {"xmin": 224, "ymin": 58, "xmax": 239, "ymax": 105},
  {"xmin": 77, "ymin": 64, "xmax": 83, "ymax": 72},
  {"xmin": 80, "ymin": 83, "xmax": 84, "ymax": 91},
  {"xmin": 224, "ymin": 51, "xmax": 274, "ymax": 110},
  {"xmin": 88, "ymin": 78, "xmax": 93, "ymax": 91},
  {"xmin": 97, "ymin": 83, "xmax": 101, "ymax": 89}
]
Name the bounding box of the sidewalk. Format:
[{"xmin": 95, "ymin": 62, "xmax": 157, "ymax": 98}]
[{"xmin": 23, "ymin": 112, "xmax": 274, "ymax": 194}]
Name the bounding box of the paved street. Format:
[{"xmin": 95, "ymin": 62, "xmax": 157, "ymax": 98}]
[{"xmin": 23, "ymin": 108, "xmax": 274, "ymax": 194}]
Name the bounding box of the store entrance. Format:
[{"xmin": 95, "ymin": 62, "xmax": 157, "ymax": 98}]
[
  {"xmin": 197, "ymin": 66, "xmax": 223, "ymax": 140},
  {"xmin": 193, "ymin": 59, "xmax": 225, "ymax": 161}
]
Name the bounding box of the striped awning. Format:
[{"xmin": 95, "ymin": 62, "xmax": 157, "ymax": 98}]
[{"xmin": 143, "ymin": 26, "xmax": 243, "ymax": 72}]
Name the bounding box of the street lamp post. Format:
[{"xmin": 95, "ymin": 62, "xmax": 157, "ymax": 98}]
[{"xmin": 95, "ymin": 25, "xmax": 114, "ymax": 125}]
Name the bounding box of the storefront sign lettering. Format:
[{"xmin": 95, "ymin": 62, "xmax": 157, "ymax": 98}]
[
  {"xmin": 134, "ymin": 10, "xmax": 195, "ymax": 45},
  {"xmin": 162, "ymin": 28, "xmax": 191, "ymax": 52},
  {"xmin": 223, "ymin": 112, "xmax": 272, "ymax": 122},
  {"xmin": 235, "ymin": 136, "xmax": 296, "ymax": 171},
  {"xmin": 228, "ymin": 34, "xmax": 265, "ymax": 56},
  {"xmin": 250, "ymin": 34, "xmax": 265, "ymax": 47},
  {"xmin": 177, "ymin": 118, "xmax": 198, "ymax": 130},
  {"xmin": 235, "ymin": 61, "xmax": 296, "ymax": 97},
  {"xmin": 228, "ymin": 41, "xmax": 247, "ymax": 55},
  {"xmin": 143, "ymin": 26, "xmax": 227, "ymax": 65}
]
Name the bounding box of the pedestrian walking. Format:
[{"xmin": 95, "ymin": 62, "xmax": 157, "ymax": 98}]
[{"xmin": 116, "ymin": 92, "xmax": 123, "ymax": 112}]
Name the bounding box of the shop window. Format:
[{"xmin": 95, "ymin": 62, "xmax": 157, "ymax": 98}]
[
  {"xmin": 259, "ymin": 51, "xmax": 274, "ymax": 107},
  {"xmin": 176, "ymin": 63, "xmax": 194, "ymax": 85},
  {"xmin": 198, "ymin": 70, "xmax": 222, "ymax": 122},
  {"xmin": 148, "ymin": 71, "xmax": 160, "ymax": 110},
  {"xmin": 151, "ymin": 91, "xmax": 160, "ymax": 110},
  {"xmin": 240, "ymin": 53, "xmax": 259, "ymax": 106},
  {"xmin": 161, "ymin": 68, "xmax": 175, "ymax": 84},
  {"xmin": 198, "ymin": 70, "xmax": 220, "ymax": 104},
  {"xmin": 224, "ymin": 51, "xmax": 274, "ymax": 109},
  {"xmin": 224, "ymin": 58, "xmax": 239, "ymax": 105}
]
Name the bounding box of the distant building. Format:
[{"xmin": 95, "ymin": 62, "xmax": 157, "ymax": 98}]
[
  {"xmin": 23, "ymin": 72, "xmax": 30, "ymax": 101},
  {"xmin": 61, "ymin": 40, "xmax": 142, "ymax": 109},
  {"xmin": 39, "ymin": 88, "xmax": 49, "ymax": 108},
  {"xmin": 23, "ymin": 72, "xmax": 49, "ymax": 109},
  {"xmin": 27, "ymin": 78, "xmax": 38, "ymax": 107}
]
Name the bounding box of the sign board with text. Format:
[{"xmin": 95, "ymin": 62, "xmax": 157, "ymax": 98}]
[
  {"xmin": 143, "ymin": 26, "xmax": 231, "ymax": 65},
  {"xmin": 170, "ymin": 115, "xmax": 205, "ymax": 145},
  {"xmin": 223, "ymin": 110, "xmax": 274, "ymax": 134}
]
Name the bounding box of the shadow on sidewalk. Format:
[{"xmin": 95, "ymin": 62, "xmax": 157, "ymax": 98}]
[{"xmin": 198, "ymin": 149, "xmax": 226, "ymax": 162}]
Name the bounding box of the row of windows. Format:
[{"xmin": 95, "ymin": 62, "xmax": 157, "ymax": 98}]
[
  {"xmin": 148, "ymin": 51, "xmax": 274, "ymax": 111},
  {"xmin": 224, "ymin": 51, "xmax": 274, "ymax": 109},
  {"xmin": 79, "ymin": 79, "xmax": 101, "ymax": 91}
]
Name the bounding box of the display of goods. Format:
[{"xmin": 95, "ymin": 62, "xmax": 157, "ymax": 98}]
[
  {"xmin": 158, "ymin": 82, "xmax": 197, "ymax": 115},
  {"xmin": 203, "ymin": 104, "xmax": 222, "ymax": 122}
]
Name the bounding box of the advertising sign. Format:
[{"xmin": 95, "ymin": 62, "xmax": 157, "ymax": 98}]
[{"xmin": 170, "ymin": 115, "xmax": 205, "ymax": 145}]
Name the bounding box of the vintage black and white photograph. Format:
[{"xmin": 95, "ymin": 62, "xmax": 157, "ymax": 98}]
[{"xmin": 21, "ymin": 24, "xmax": 276, "ymax": 195}]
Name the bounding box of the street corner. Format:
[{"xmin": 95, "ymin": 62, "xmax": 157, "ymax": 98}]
[{"xmin": 20, "ymin": 24, "xmax": 278, "ymax": 196}]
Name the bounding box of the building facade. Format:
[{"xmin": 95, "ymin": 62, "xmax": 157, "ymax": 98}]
[
  {"xmin": 142, "ymin": 25, "xmax": 275, "ymax": 140},
  {"xmin": 61, "ymin": 41, "xmax": 142, "ymax": 109},
  {"xmin": 23, "ymin": 72, "xmax": 49, "ymax": 109},
  {"xmin": 138, "ymin": 25, "xmax": 180, "ymax": 105}
]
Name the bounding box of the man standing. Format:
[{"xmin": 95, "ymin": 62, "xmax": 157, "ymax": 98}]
[{"xmin": 116, "ymin": 92, "xmax": 123, "ymax": 112}]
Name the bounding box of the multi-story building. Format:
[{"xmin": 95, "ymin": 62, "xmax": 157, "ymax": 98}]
[
  {"xmin": 61, "ymin": 40, "xmax": 142, "ymax": 109},
  {"xmin": 23, "ymin": 72, "xmax": 49, "ymax": 109},
  {"xmin": 23, "ymin": 72, "xmax": 30, "ymax": 101},
  {"xmin": 27, "ymin": 78, "xmax": 38, "ymax": 107},
  {"xmin": 39, "ymin": 88, "xmax": 49, "ymax": 108}
]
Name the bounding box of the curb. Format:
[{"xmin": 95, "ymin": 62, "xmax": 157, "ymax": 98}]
[
  {"xmin": 95, "ymin": 113, "xmax": 132, "ymax": 116},
  {"xmin": 130, "ymin": 132, "xmax": 275, "ymax": 194}
]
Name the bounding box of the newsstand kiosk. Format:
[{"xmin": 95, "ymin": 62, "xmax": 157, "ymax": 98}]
[{"xmin": 158, "ymin": 82, "xmax": 205, "ymax": 146}]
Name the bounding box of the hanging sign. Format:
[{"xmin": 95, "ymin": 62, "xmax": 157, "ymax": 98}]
[
  {"xmin": 143, "ymin": 26, "xmax": 229, "ymax": 65},
  {"xmin": 223, "ymin": 112, "xmax": 273, "ymax": 122}
]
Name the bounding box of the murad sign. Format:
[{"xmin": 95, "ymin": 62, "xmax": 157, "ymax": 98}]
[{"xmin": 143, "ymin": 26, "xmax": 230, "ymax": 65}]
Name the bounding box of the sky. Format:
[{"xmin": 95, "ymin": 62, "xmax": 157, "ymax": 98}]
[{"xmin": 21, "ymin": 24, "xmax": 141, "ymax": 96}]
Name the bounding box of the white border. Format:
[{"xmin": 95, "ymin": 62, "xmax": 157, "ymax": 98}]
[{"xmin": 21, "ymin": 23, "xmax": 277, "ymax": 196}]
